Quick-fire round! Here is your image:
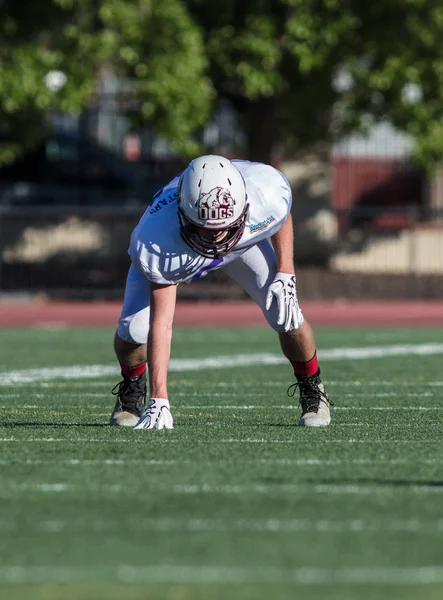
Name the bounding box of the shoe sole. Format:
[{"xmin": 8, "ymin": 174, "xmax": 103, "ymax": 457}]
[
  {"xmin": 299, "ymin": 417, "xmax": 331, "ymax": 427},
  {"xmin": 110, "ymin": 412, "xmax": 139, "ymax": 427}
]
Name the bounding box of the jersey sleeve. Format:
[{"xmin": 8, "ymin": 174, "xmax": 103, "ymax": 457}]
[
  {"xmin": 238, "ymin": 163, "xmax": 292, "ymax": 248},
  {"xmin": 127, "ymin": 178, "xmax": 184, "ymax": 285}
]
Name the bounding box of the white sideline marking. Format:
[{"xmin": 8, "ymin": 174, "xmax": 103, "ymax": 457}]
[
  {"xmin": 0, "ymin": 458, "xmax": 441, "ymax": 466},
  {"xmin": 1, "ymin": 342, "xmax": 443, "ymax": 385},
  {"xmin": 1, "ymin": 480, "xmax": 442, "ymax": 497},
  {"xmin": 257, "ymin": 458, "xmax": 443, "ymax": 465},
  {"xmin": 172, "ymin": 484, "xmax": 443, "ymax": 496},
  {"xmin": 1, "ymin": 403, "xmax": 442, "ymax": 412},
  {"xmin": 0, "ymin": 437, "xmax": 442, "ymax": 445},
  {"xmin": 314, "ymin": 485, "xmax": 443, "ymax": 495},
  {"xmin": 5, "ymin": 483, "xmax": 70, "ymax": 493},
  {"xmin": 1, "ymin": 517, "xmax": 443, "ymax": 535},
  {"xmin": 33, "ymin": 484, "xmax": 68, "ymax": 493},
  {"xmin": 0, "ymin": 459, "xmax": 175, "ymax": 466},
  {"xmin": 5, "ymin": 483, "xmax": 122, "ymax": 494},
  {"xmin": 3, "ymin": 402, "xmax": 442, "ymax": 414},
  {"xmin": 2, "ymin": 564, "xmax": 443, "ymax": 585},
  {"xmin": 1, "ymin": 390, "xmax": 441, "ymax": 403},
  {"xmin": 179, "ymin": 405, "xmax": 442, "ymax": 411},
  {"xmin": 25, "ymin": 379, "xmax": 443, "ymax": 388}
]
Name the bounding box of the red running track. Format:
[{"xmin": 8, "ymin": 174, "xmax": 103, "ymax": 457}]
[{"xmin": 0, "ymin": 300, "xmax": 442, "ymax": 327}]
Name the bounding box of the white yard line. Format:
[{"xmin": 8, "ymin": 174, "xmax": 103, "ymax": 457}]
[
  {"xmin": 0, "ymin": 458, "xmax": 176, "ymax": 465},
  {"xmin": 26, "ymin": 379, "xmax": 443, "ymax": 388},
  {"xmin": 226, "ymin": 380, "xmax": 443, "ymax": 387},
  {"xmin": 4, "ymin": 481, "xmax": 440, "ymax": 496},
  {"xmin": 0, "ymin": 457, "xmax": 442, "ymax": 466},
  {"xmin": 1, "ymin": 517, "xmax": 442, "ymax": 534},
  {"xmin": 1, "ymin": 343, "xmax": 443, "ymax": 385},
  {"xmin": 217, "ymin": 438, "xmax": 443, "ymax": 445},
  {"xmin": 172, "ymin": 483, "xmax": 443, "ymax": 495},
  {"xmin": 0, "ymin": 437, "xmax": 442, "ymax": 444},
  {"xmin": 7, "ymin": 483, "xmax": 123, "ymax": 493},
  {"xmin": 173, "ymin": 405, "xmax": 442, "ymax": 410},
  {"xmin": 2, "ymin": 403, "xmax": 441, "ymax": 410},
  {"xmin": 1, "ymin": 564, "xmax": 443, "ymax": 585}
]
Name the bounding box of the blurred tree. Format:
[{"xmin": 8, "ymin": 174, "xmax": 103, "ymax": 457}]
[
  {"xmin": 0, "ymin": 0, "xmax": 213, "ymax": 163},
  {"xmin": 189, "ymin": 0, "xmax": 443, "ymax": 168},
  {"xmin": 2, "ymin": 0, "xmax": 443, "ymax": 168}
]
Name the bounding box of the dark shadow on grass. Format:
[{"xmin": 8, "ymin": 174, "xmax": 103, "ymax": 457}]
[
  {"xmin": 265, "ymin": 423, "xmax": 298, "ymax": 427},
  {"xmin": 1, "ymin": 422, "xmax": 110, "ymax": 428},
  {"xmin": 310, "ymin": 478, "xmax": 443, "ymax": 488}
]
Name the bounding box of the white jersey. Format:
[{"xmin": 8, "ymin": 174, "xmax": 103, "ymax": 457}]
[{"xmin": 128, "ymin": 160, "xmax": 292, "ymax": 284}]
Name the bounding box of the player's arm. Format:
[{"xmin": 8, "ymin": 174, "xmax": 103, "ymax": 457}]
[
  {"xmin": 147, "ymin": 281, "xmax": 177, "ymax": 399},
  {"xmin": 266, "ymin": 213, "xmax": 303, "ymax": 331},
  {"xmin": 270, "ymin": 213, "xmax": 295, "ymax": 274}
]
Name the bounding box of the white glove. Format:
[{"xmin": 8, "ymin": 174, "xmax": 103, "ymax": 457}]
[
  {"xmin": 265, "ymin": 272, "xmax": 303, "ymax": 332},
  {"xmin": 134, "ymin": 398, "xmax": 174, "ymax": 430}
]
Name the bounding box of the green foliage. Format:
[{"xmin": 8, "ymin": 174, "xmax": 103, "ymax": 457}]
[
  {"xmin": 99, "ymin": 0, "xmax": 213, "ymax": 156},
  {"xmin": 191, "ymin": 0, "xmax": 443, "ymax": 167},
  {"xmin": 2, "ymin": 0, "xmax": 443, "ymax": 168},
  {"xmin": 0, "ymin": 0, "xmax": 212, "ymax": 163},
  {"xmin": 0, "ymin": 1, "xmax": 98, "ymax": 161}
]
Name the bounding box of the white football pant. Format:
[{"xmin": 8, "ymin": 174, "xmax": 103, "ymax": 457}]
[{"xmin": 117, "ymin": 239, "xmax": 304, "ymax": 344}]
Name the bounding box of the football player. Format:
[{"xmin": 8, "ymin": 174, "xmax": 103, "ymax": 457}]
[{"xmin": 111, "ymin": 155, "xmax": 332, "ymax": 429}]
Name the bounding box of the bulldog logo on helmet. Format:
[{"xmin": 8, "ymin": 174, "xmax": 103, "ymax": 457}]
[{"xmin": 198, "ymin": 187, "xmax": 235, "ymax": 221}]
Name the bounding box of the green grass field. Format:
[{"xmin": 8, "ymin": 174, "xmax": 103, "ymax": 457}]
[{"xmin": 1, "ymin": 325, "xmax": 443, "ymax": 600}]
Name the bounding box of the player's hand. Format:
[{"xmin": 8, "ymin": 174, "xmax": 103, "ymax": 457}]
[
  {"xmin": 134, "ymin": 398, "xmax": 173, "ymax": 430},
  {"xmin": 265, "ymin": 272, "xmax": 303, "ymax": 332}
]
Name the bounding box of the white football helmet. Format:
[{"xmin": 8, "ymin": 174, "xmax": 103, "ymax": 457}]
[{"xmin": 177, "ymin": 155, "xmax": 249, "ymax": 258}]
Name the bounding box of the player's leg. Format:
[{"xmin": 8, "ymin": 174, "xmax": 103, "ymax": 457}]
[
  {"xmin": 222, "ymin": 241, "xmax": 331, "ymax": 426},
  {"xmin": 111, "ymin": 265, "xmax": 150, "ymax": 426}
]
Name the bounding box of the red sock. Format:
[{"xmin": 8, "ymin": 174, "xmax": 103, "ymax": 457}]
[
  {"xmin": 290, "ymin": 352, "xmax": 319, "ymax": 378},
  {"xmin": 120, "ymin": 362, "xmax": 146, "ymax": 379}
]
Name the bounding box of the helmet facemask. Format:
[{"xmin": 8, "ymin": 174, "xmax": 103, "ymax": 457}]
[{"xmin": 178, "ymin": 203, "xmax": 249, "ymax": 259}]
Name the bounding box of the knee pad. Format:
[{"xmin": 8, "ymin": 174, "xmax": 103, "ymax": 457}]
[{"xmin": 117, "ymin": 306, "xmax": 150, "ymax": 345}]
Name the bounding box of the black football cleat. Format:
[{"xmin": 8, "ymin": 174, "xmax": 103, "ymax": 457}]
[
  {"xmin": 110, "ymin": 372, "xmax": 146, "ymax": 427},
  {"xmin": 288, "ymin": 371, "xmax": 332, "ymax": 427}
]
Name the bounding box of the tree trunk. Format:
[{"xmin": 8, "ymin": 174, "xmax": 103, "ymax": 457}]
[{"xmin": 244, "ymin": 97, "xmax": 277, "ymax": 165}]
